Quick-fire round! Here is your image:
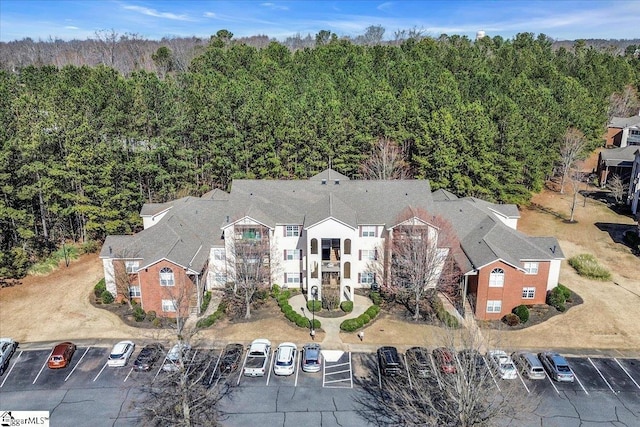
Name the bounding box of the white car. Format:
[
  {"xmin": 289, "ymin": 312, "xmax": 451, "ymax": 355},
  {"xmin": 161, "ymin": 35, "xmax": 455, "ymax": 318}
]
[
  {"xmin": 488, "ymin": 350, "xmax": 517, "ymax": 380},
  {"xmin": 0, "ymin": 338, "xmax": 18, "ymax": 375},
  {"xmin": 273, "ymin": 342, "xmax": 297, "ymax": 376},
  {"xmin": 163, "ymin": 343, "xmax": 192, "ymax": 372},
  {"xmin": 107, "ymin": 341, "xmax": 135, "ymax": 367}
]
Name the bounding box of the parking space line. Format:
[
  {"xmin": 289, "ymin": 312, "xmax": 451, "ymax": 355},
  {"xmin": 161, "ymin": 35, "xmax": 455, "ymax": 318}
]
[
  {"xmin": 483, "ymin": 356, "xmax": 501, "ymax": 392},
  {"xmin": 572, "ymin": 370, "xmax": 589, "ymax": 395},
  {"xmin": 185, "ymin": 349, "xmax": 198, "ymax": 376},
  {"xmin": 123, "ymin": 367, "xmax": 133, "ymax": 383},
  {"xmin": 294, "ymin": 350, "xmax": 300, "ymax": 387},
  {"xmin": 615, "ymin": 358, "xmax": 640, "ymax": 390},
  {"xmin": 377, "ymin": 353, "xmax": 382, "ymax": 390},
  {"xmin": 545, "ymin": 372, "xmax": 560, "ymax": 394},
  {"xmin": 404, "ymin": 354, "xmax": 413, "ymax": 390},
  {"xmin": 93, "ymin": 361, "xmax": 108, "ymax": 382},
  {"xmin": 65, "ymin": 347, "xmax": 90, "ymax": 382},
  {"xmin": 153, "ymin": 355, "xmax": 167, "ymax": 382},
  {"xmin": 348, "ymin": 352, "xmax": 353, "ymax": 388},
  {"xmin": 516, "ymin": 369, "xmax": 530, "ymax": 393},
  {"xmin": 0, "ymin": 351, "xmax": 22, "ymax": 388},
  {"xmin": 265, "ymin": 349, "xmax": 275, "ymax": 386},
  {"xmin": 206, "ymin": 350, "xmax": 223, "ymax": 387},
  {"xmin": 588, "ymin": 357, "xmax": 616, "ymax": 394},
  {"xmin": 430, "ymin": 353, "xmax": 443, "ymax": 390},
  {"xmin": 238, "ymin": 350, "xmax": 250, "ymax": 386},
  {"xmin": 32, "ymin": 349, "xmax": 54, "ymax": 384}
]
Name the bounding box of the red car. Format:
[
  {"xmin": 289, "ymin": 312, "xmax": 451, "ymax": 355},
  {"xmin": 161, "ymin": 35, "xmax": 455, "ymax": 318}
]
[
  {"xmin": 432, "ymin": 347, "xmax": 457, "ymax": 374},
  {"xmin": 48, "ymin": 342, "xmax": 77, "ymax": 369}
]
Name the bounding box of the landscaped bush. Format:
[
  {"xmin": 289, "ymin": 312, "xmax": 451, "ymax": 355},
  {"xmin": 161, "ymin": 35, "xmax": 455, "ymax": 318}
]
[
  {"xmin": 512, "ymin": 305, "xmax": 530, "ymax": 324},
  {"xmin": 196, "ymin": 300, "xmax": 227, "ymax": 328},
  {"xmin": 568, "ymin": 254, "xmax": 612, "ymax": 281},
  {"xmin": 339, "ymin": 301, "xmax": 381, "ymax": 332},
  {"xmin": 307, "ymin": 299, "xmax": 322, "ymax": 312},
  {"xmin": 340, "ymin": 318, "xmax": 361, "ymax": 332},
  {"xmin": 270, "ymin": 284, "xmax": 281, "ymax": 297},
  {"xmin": 369, "ymin": 291, "xmax": 381, "ymax": 306},
  {"xmin": 365, "ymin": 305, "xmax": 380, "ymax": 318},
  {"xmin": 79, "ymin": 240, "xmax": 99, "ymax": 254},
  {"xmin": 312, "ymin": 319, "xmax": 321, "ymax": 329},
  {"xmin": 133, "ymin": 305, "xmax": 146, "ymax": 322},
  {"xmin": 557, "ymin": 283, "xmax": 571, "ymax": 301},
  {"xmin": 100, "ymin": 289, "xmax": 114, "ymax": 304},
  {"xmin": 437, "ymin": 309, "xmax": 460, "ymax": 328},
  {"xmin": 200, "ymin": 291, "xmax": 212, "ymax": 312},
  {"xmin": 502, "ymin": 313, "xmax": 520, "ymax": 326},
  {"xmin": 151, "ymin": 318, "xmax": 161, "ymax": 327},
  {"xmin": 340, "ymin": 301, "xmax": 353, "ymax": 313},
  {"xmin": 360, "ymin": 313, "xmax": 371, "ymax": 324},
  {"xmin": 547, "ymin": 286, "xmax": 566, "ymax": 312},
  {"xmin": 94, "ymin": 279, "xmax": 106, "ymax": 297},
  {"xmin": 145, "ymin": 310, "xmax": 156, "ymax": 321},
  {"xmin": 295, "ymin": 315, "xmax": 309, "ymax": 328}
]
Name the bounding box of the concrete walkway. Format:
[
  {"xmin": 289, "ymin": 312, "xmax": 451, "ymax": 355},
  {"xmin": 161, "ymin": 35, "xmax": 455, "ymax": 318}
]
[{"xmin": 289, "ymin": 293, "xmax": 372, "ymax": 350}]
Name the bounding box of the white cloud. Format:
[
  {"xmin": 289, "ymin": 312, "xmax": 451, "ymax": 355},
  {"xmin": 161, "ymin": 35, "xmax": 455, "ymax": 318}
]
[
  {"xmin": 377, "ymin": 2, "xmax": 394, "ymax": 12},
  {"xmin": 64, "ymin": 25, "xmax": 79, "ymax": 30},
  {"xmin": 204, "ymin": 11, "xmax": 216, "ymax": 18},
  {"xmin": 122, "ymin": 5, "xmax": 192, "ymax": 21},
  {"xmin": 261, "ymin": 3, "xmax": 289, "ymax": 11}
]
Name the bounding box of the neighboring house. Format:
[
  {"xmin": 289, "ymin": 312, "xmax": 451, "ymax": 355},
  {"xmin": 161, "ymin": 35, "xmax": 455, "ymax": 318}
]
[
  {"xmin": 605, "ymin": 114, "xmax": 640, "ymax": 148},
  {"xmin": 100, "ymin": 169, "xmax": 563, "ymax": 320},
  {"xmin": 629, "ymin": 149, "xmax": 640, "ymax": 215},
  {"xmin": 597, "ymin": 145, "xmax": 638, "ymax": 186}
]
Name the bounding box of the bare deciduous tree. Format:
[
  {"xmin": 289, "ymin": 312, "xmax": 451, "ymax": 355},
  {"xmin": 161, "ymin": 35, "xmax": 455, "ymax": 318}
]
[
  {"xmin": 568, "ymin": 167, "xmax": 586, "ymax": 222},
  {"xmin": 375, "ymin": 208, "xmax": 462, "ymax": 320},
  {"xmin": 607, "ymin": 174, "xmax": 626, "ymax": 204},
  {"xmin": 558, "ymin": 127, "xmax": 587, "ymax": 194},
  {"xmin": 608, "ymin": 85, "xmax": 640, "ymax": 121},
  {"xmin": 360, "ymin": 137, "xmax": 411, "ymax": 180}
]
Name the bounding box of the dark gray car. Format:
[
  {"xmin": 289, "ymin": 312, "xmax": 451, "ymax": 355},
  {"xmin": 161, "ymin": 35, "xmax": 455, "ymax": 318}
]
[{"xmin": 301, "ymin": 343, "xmax": 322, "ymax": 373}]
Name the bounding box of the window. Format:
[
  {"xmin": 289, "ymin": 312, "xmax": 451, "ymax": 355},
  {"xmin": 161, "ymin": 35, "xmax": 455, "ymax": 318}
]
[
  {"xmin": 129, "ymin": 286, "xmax": 141, "ymax": 298},
  {"xmin": 214, "ymin": 273, "xmax": 226, "ymax": 283},
  {"xmin": 344, "ymin": 262, "xmax": 351, "ymax": 279},
  {"xmin": 361, "ymin": 226, "xmax": 376, "ymax": 237},
  {"xmin": 213, "ymin": 249, "xmax": 225, "ymax": 261},
  {"xmin": 285, "ymin": 249, "xmax": 301, "ymax": 260},
  {"xmin": 486, "ymin": 300, "xmax": 502, "ymax": 313},
  {"xmin": 285, "ymin": 273, "xmax": 301, "ymax": 284},
  {"xmin": 162, "ymin": 299, "xmax": 177, "ymax": 312},
  {"xmin": 311, "ymin": 239, "xmax": 318, "ymax": 254},
  {"xmin": 522, "ymin": 287, "xmax": 536, "ymax": 299},
  {"xmin": 241, "ymin": 228, "xmax": 261, "ymax": 239},
  {"xmin": 285, "ymin": 225, "xmax": 300, "ymax": 237},
  {"xmin": 489, "ymin": 268, "xmax": 504, "ymax": 287},
  {"xmin": 360, "ymin": 272, "xmax": 375, "ymax": 284},
  {"xmin": 344, "ymin": 239, "xmax": 351, "ymax": 255},
  {"xmin": 125, "ymin": 261, "xmax": 139, "ymax": 273},
  {"xmin": 359, "ymin": 250, "xmax": 377, "ymax": 260},
  {"xmin": 160, "ymin": 267, "xmax": 174, "ymax": 286},
  {"xmin": 523, "ymin": 262, "xmax": 538, "ymax": 275}
]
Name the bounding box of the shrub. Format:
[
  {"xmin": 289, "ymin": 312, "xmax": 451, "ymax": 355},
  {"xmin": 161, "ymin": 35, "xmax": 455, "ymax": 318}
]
[
  {"xmin": 437, "ymin": 309, "xmax": 459, "ymax": 328},
  {"xmin": 340, "ymin": 301, "xmax": 354, "ymax": 313},
  {"xmin": 151, "ymin": 318, "xmax": 161, "ymax": 327},
  {"xmin": 100, "ymin": 289, "xmax": 114, "ymax": 304},
  {"xmin": 254, "ymin": 287, "xmax": 270, "ymax": 301},
  {"xmin": 271, "ymin": 284, "xmax": 281, "ymax": 297},
  {"xmin": 369, "ymin": 291, "xmax": 382, "ymax": 306},
  {"xmin": 80, "ymin": 240, "xmax": 100, "ymax": 254},
  {"xmin": 295, "ymin": 315, "xmax": 309, "ymax": 328},
  {"xmin": 512, "ymin": 305, "xmax": 530, "ymax": 324},
  {"xmin": 196, "ymin": 304, "xmax": 226, "ymax": 328},
  {"xmin": 277, "ymin": 295, "xmax": 289, "ymax": 307},
  {"xmin": 340, "ymin": 318, "xmax": 361, "ymax": 332},
  {"xmin": 365, "ymin": 305, "xmax": 380, "ymax": 318},
  {"xmin": 568, "ymin": 254, "xmax": 612, "ymax": 281},
  {"xmin": 360, "ymin": 313, "xmax": 371, "ymax": 324},
  {"xmin": 503, "ymin": 313, "xmax": 520, "ymax": 326},
  {"xmin": 312, "ymin": 319, "xmax": 321, "ymax": 330},
  {"xmin": 145, "ymin": 310, "xmax": 157, "ymax": 321},
  {"xmin": 557, "ymin": 283, "xmax": 571, "ymax": 300},
  {"xmin": 133, "ymin": 306, "xmax": 146, "ymax": 322},
  {"xmin": 200, "ymin": 291, "xmax": 212, "ymax": 312},
  {"xmin": 307, "ymin": 299, "xmax": 322, "ymax": 312},
  {"xmin": 547, "ymin": 287, "xmax": 566, "ymax": 312},
  {"xmin": 322, "ymin": 288, "xmax": 340, "ymax": 310},
  {"xmin": 94, "ymin": 279, "xmax": 106, "ymax": 297}
]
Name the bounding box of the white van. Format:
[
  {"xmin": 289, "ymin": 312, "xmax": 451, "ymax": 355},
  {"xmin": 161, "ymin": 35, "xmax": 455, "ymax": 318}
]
[{"xmin": 512, "ymin": 351, "xmax": 546, "ymax": 380}]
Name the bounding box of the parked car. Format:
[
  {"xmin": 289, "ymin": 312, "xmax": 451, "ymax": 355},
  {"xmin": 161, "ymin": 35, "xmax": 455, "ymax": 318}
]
[
  {"xmin": 244, "ymin": 339, "xmax": 271, "ymax": 377},
  {"xmin": 163, "ymin": 343, "xmax": 192, "ymax": 372},
  {"xmin": 458, "ymin": 349, "xmax": 487, "ymax": 379},
  {"xmin": 133, "ymin": 343, "xmax": 165, "ymax": 371},
  {"xmin": 539, "ymin": 352, "xmax": 574, "ymax": 382},
  {"xmin": 406, "ymin": 346, "xmax": 431, "ymax": 378},
  {"xmin": 512, "ymin": 351, "xmax": 546, "ymax": 380},
  {"xmin": 488, "ymin": 350, "xmax": 517, "ymax": 380},
  {"xmin": 301, "ymin": 343, "xmax": 323, "ymax": 373},
  {"xmin": 219, "ymin": 343, "xmax": 244, "ymax": 375},
  {"xmin": 0, "ymin": 338, "xmax": 19, "ymax": 375},
  {"xmin": 433, "ymin": 347, "xmax": 457, "ymax": 374},
  {"xmin": 274, "ymin": 342, "xmax": 297, "ymax": 376},
  {"xmin": 377, "ymin": 346, "xmax": 403, "ymax": 376},
  {"xmin": 107, "ymin": 341, "xmax": 135, "ymax": 367},
  {"xmin": 48, "ymin": 342, "xmax": 77, "ymax": 369}
]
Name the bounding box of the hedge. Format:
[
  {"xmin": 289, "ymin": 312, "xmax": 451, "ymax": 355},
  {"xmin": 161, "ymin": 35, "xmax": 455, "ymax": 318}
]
[
  {"xmin": 340, "ymin": 300, "xmax": 381, "ymax": 332},
  {"xmin": 101, "ymin": 289, "xmax": 114, "ymax": 304},
  {"xmin": 512, "ymin": 305, "xmax": 530, "ymax": 323},
  {"xmin": 567, "ymin": 254, "xmax": 612, "ymax": 281},
  {"xmin": 307, "ymin": 299, "xmax": 322, "ymax": 312},
  {"xmin": 200, "ymin": 291, "xmax": 212, "ymax": 312},
  {"xmin": 196, "ymin": 300, "xmax": 227, "ymax": 328},
  {"xmin": 547, "ymin": 286, "xmax": 566, "ymax": 312},
  {"xmin": 340, "ymin": 301, "xmax": 354, "ymax": 312}
]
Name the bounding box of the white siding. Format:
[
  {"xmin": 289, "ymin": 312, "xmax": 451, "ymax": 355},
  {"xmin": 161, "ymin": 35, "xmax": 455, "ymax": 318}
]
[
  {"xmin": 102, "ymin": 259, "xmax": 117, "ymax": 296},
  {"xmin": 547, "ymin": 259, "xmax": 562, "ymax": 291}
]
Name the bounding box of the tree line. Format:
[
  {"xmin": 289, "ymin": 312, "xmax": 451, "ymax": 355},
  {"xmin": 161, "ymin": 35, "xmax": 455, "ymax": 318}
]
[{"xmin": 1, "ymin": 30, "xmax": 639, "ymax": 279}]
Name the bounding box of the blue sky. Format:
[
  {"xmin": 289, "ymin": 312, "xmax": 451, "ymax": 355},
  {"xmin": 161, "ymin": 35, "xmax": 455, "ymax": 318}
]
[{"xmin": 1, "ymin": 1, "xmax": 638, "ymax": 43}]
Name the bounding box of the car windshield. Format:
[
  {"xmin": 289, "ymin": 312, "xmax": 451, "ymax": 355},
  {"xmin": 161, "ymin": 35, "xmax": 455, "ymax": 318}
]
[
  {"xmin": 276, "ymin": 359, "xmax": 292, "ymax": 366},
  {"xmin": 501, "ymin": 363, "xmax": 515, "ymax": 370},
  {"xmin": 51, "ymin": 356, "xmax": 63, "ymax": 361},
  {"xmin": 557, "ymin": 365, "xmax": 571, "ymax": 373}
]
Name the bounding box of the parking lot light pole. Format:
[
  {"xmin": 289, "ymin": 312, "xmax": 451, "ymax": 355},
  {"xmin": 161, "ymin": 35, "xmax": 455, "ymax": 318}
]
[{"xmin": 310, "ymin": 286, "xmax": 318, "ymax": 340}]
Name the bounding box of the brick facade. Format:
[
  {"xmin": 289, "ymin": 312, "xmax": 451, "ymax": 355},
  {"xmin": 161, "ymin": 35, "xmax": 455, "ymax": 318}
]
[{"xmin": 137, "ymin": 260, "xmax": 195, "ymax": 318}]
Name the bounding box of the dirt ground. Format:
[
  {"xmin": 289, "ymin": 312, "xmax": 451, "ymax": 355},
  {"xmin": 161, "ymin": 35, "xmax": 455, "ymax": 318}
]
[{"xmin": 1, "ymin": 188, "xmax": 638, "ymax": 354}]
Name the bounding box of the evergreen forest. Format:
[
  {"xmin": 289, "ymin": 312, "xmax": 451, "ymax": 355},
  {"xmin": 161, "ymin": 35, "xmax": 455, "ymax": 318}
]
[{"xmin": 1, "ymin": 31, "xmax": 639, "ymax": 278}]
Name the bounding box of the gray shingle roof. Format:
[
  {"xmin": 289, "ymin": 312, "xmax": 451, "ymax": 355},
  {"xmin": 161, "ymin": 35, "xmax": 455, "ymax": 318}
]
[
  {"xmin": 609, "ymin": 115, "xmax": 640, "ymax": 129},
  {"xmin": 600, "ymin": 146, "xmax": 640, "ymax": 167}
]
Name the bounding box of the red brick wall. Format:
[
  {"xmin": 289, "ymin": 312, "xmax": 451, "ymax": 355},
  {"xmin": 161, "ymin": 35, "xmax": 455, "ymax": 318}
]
[
  {"xmin": 473, "ymin": 260, "xmax": 550, "ymax": 320},
  {"xmin": 138, "ymin": 260, "xmax": 194, "ymax": 318}
]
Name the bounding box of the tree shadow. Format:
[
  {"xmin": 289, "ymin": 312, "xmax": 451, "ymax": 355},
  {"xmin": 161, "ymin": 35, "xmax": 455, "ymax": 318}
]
[{"xmin": 595, "ymin": 222, "xmax": 636, "ymax": 246}]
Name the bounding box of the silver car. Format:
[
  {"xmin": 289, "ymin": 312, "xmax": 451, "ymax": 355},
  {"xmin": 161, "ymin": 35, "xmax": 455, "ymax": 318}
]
[
  {"xmin": 301, "ymin": 343, "xmax": 322, "ymax": 373},
  {"xmin": 0, "ymin": 338, "xmax": 18, "ymax": 375},
  {"xmin": 539, "ymin": 352, "xmax": 574, "ymax": 382}
]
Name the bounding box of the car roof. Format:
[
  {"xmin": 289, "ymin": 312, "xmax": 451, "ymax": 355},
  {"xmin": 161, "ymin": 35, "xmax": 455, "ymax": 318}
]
[{"xmin": 112, "ymin": 341, "xmax": 132, "ymax": 351}]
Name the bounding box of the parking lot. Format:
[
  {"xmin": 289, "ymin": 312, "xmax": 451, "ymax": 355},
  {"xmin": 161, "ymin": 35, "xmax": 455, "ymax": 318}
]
[{"xmin": 1, "ymin": 342, "xmax": 639, "ymax": 426}]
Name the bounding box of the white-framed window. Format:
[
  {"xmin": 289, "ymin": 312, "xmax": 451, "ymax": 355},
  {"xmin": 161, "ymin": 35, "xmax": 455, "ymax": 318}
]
[
  {"xmin": 162, "ymin": 299, "xmax": 177, "ymax": 312},
  {"xmin": 359, "ymin": 249, "xmax": 377, "ymax": 260},
  {"xmin": 125, "ymin": 261, "xmax": 139, "ymax": 273},
  {"xmin": 214, "ymin": 273, "xmax": 227, "ymax": 283},
  {"xmin": 285, "ymin": 249, "xmax": 301, "ymax": 260},
  {"xmin": 129, "ymin": 286, "xmax": 141, "ymax": 298},
  {"xmin": 523, "ymin": 262, "xmax": 538, "ymax": 275},
  {"xmin": 489, "ymin": 268, "xmax": 504, "ymax": 287},
  {"xmin": 285, "ymin": 273, "xmax": 301, "ymax": 284},
  {"xmin": 360, "ymin": 272, "xmax": 375, "ymax": 284},
  {"xmin": 160, "ymin": 267, "xmax": 175, "ymax": 286},
  {"xmin": 522, "ymin": 287, "xmax": 536, "ymax": 299},
  {"xmin": 486, "ymin": 300, "xmax": 502, "ymax": 313},
  {"xmin": 285, "ymin": 225, "xmax": 300, "ymax": 237},
  {"xmin": 213, "ymin": 248, "xmax": 225, "ymax": 261},
  {"xmin": 361, "ymin": 226, "xmax": 376, "ymax": 237}
]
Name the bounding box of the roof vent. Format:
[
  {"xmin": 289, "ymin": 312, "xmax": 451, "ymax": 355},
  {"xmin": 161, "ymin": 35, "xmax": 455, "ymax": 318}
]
[
  {"xmin": 225, "ymin": 215, "xmax": 230, "ymax": 223},
  {"xmin": 334, "ymin": 179, "xmax": 340, "ymax": 185},
  {"xmin": 321, "ymin": 179, "xmax": 327, "ymax": 185}
]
